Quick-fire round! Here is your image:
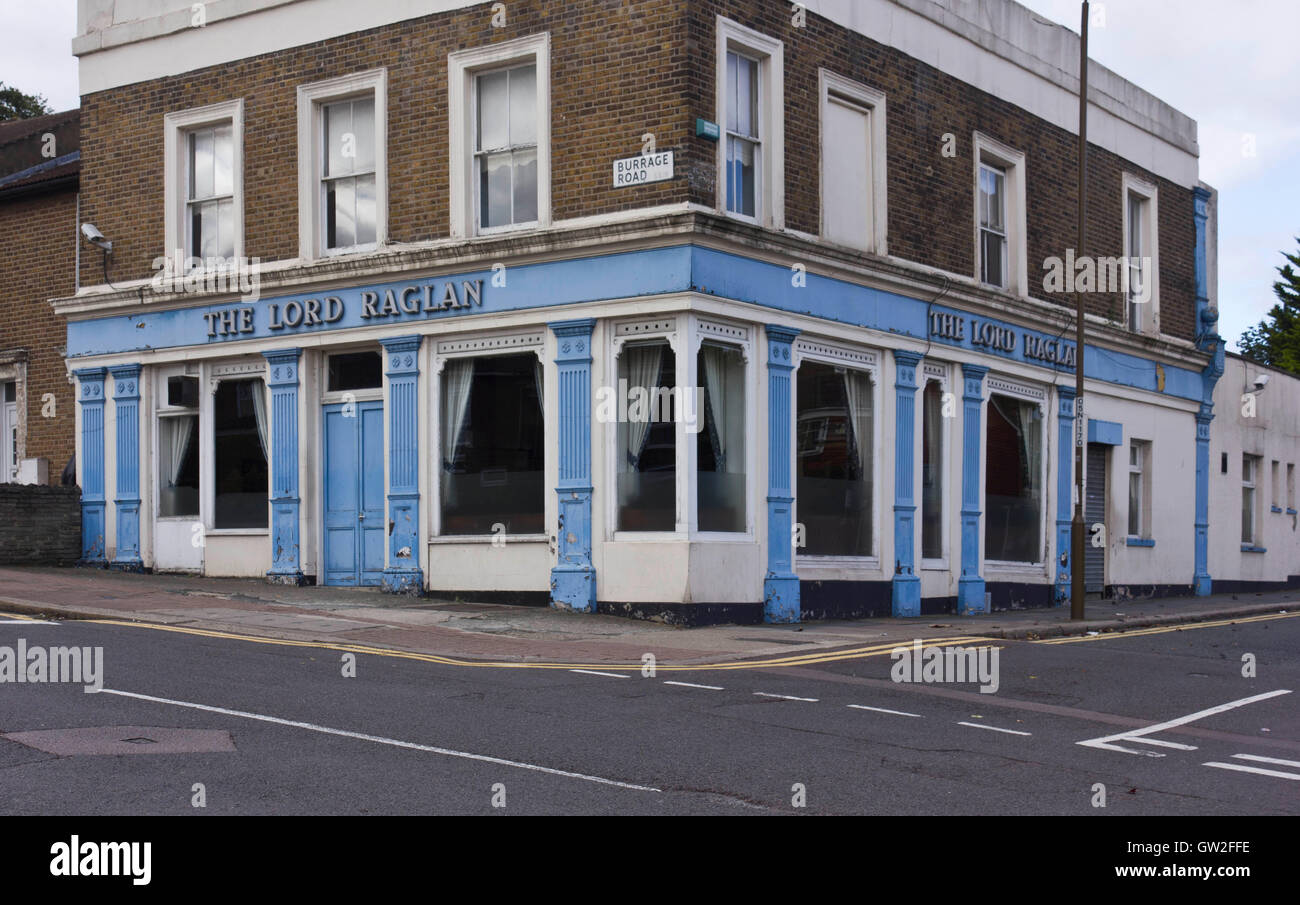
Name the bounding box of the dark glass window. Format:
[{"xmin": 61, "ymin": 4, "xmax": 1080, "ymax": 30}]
[
  {"xmin": 3, "ymin": 381, "xmax": 15, "ymax": 403},
  {"xmin": 921, "ymin": 380, "xmax": 944, "ymax": 559},
  {"xmin": 440, "ymin": 353, "xmax": 544, "ymax": 535},
  {"xmin": 697, "ymin": 344, "xmax": 745, "ymax": 532},
  {"xmin": 159, "ymin": 414, "xmax": 200, "ymax": 518},
  {"xmin": 796, "ymin": 360, "xmax": 873, "ymax": 557},
  {"xmin": 984, "ymin": 394, "xmax": 1042, "ymax": 563},
  {"xmin": 213, "ymin": 379, "xmax": 268, "ymax": 529},
  {"xmin": 328, "ymin": 351, "xmax": 383, "ymax": 392}
]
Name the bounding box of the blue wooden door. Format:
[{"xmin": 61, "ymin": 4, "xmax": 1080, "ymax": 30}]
[{"xmin": 323, "ymin": 401, "xmax": 386, "ymax": 586}]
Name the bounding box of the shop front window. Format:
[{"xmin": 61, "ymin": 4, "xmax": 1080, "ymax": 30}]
[
  {"xmin": 921, "ymin": 379, "xmax": 944, "ymax": 559},
  {"xmin": 697, "ymin": 343, "xmax": 746, "ymax": 532},
  {"xmin": 796, "ymin": 360, "xmax": 874, "ymax": 557},
  {"xmin": 617, "ymin": 341, "xmax": 677, "ymax": 532},
  {"xmin": 440, "ymin": 352, "xmax": 544, "ymax": 535},
  {"xmin": 213, "ymin": 378, "xmax": 268, "ymax": 529},
  {"xmin": 984, "ymin": 393, "xmax": 1042, "ymax": 563},
  {"xmin": 159, "ymin": 414, "xmax": 199, "ymax": 518}
]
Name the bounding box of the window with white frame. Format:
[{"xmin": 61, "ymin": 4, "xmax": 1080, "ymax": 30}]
[
  {"xmin": 165, "ymin": 100, "xmax": 243, "ymax": 266},
  {"xmin": 616, "ymin": 338, "xmax": 678, "ymax": 532},
  {"xmin": 921, "ymin": 376, "xmax": 945, "ymax": 560},
  {"xmin": 438, "ymin": 350, "xmax": 545, "ymax": 536},
  {"xmin": 1128, "ymin": 439, "xmax": 1151, "ymax": 538},
  {"xmin": 297, "ymin": 70, "xmax": 387, "ymax": 258},
  {"xmin": 717, "ymin": 17, "xmax": 783, "ymax": 229},
  {"xmin": 984, "ymin": 382, "xmax": 1044, "ymax": 563},
  {"xmin": 697, "ymin": 342, "xmax": 746, "ymax": 533},
  {"xmin": 448, "ymin": 34, "xmax": 550, "ymax": 238},
  {"xmin": 1288, "ymin": 463, "xmax": 1296, "ymax": 511},
  {"xmin": 973, "ymin": 133, "xmax": 1026, "ymax": 295},
  {"xmin": 1, "ymin": 380, "xmax": 16, "ymax": 484},
  {"xmin": 158, "ymin": 375, "xmax": 200, "ymax": 520},
  {"xmin": 212, "ymin": 378, "xmax": 268, "ymax": 529},
  {"xmin": 1122, "ymin": 174, "xmax": 1159, "ymax": 334},
  {"xmin": 820, "ymin": 70, "xmax": 887, "ymax": 254},
  {"xmin": 795, "ymin": 351, "xmax": 876, "ymax": 558},
  {"xmin": 1242, "ymin": 454, "xmax": 1260, "ymax": 545}
]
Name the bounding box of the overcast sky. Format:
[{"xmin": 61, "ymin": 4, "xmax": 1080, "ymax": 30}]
[{"xmin": 2, "ymin": 0, "xmax": 1296, "ymax": 350}]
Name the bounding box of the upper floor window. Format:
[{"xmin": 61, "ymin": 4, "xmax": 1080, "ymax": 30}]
[
  {"xmin": 973, "ymin": 133, "xmax": 1026, "ymax": 296},
  {"xmin": 448, "ymin": 34, "xmax": 551, "ymax": 238},
  {"xmin": 716, "ymin": 17, "xmax": 783, "ymax": 229},
  {"xmin": 1122, "ymin": 173, "xmax": 1159, "ymax": 334},
  {"xmin": 165, "ymin": 100, "xmax": 244, "ymax": 266},
  {"xmin": 1242, "ymin": 454, "xmax": 1260, "ymax": 545},
  {"xmin": 475, "ymin": 63, "xmax": 539, "ymax": 230},
  {"xmin": 820, "ymin": 70, "xmax": 887, "ymax": 255},
  {"xmin": 297, "ymin": 69, "xmax": 387, "ymax": 258}
]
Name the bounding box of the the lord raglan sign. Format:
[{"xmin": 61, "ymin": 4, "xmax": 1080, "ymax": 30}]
[{"xmin": 928, "ymin": 310, "xmax": 1077, "ymax": 370}]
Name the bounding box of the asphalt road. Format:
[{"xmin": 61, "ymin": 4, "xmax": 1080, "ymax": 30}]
[{"xmin": 0, "ymin": 612, "xmax": 1296, "ymax": 815}]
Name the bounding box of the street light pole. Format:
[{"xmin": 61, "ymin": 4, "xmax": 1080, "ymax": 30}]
[{"xmin": 1071, "ymin": 1, "xmax": 1090, "ymax": 621}]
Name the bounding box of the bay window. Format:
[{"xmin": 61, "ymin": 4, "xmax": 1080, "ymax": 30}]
[{"xmin": 616, "ymin": 341, "xmax": 677, "ymax": 532}]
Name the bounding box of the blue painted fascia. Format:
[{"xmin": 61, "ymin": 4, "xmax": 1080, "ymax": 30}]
[
  {"xmin": 1087, "ymin": 419, "xmax": 1123, "ymax": 446},
  {"xmin": 1125, "ymin": 537, "xmax": 1155, "ymax": 548}
]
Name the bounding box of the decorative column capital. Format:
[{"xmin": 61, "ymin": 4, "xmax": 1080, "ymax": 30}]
[
  {"xmin": 894, "ymin": 349, "xmax": 923, "ymax": 388},
  {"xmin": 109, "ymin": 364, "xmax": 141, "ymax": 401},
  {"xmin": 765, "ymin": 324, "xmax": 799, "ymax": 371},
  {"xmin": 549, "ymin": 318, "xmax": 596, "ymax": 364},
  {"xmin": 380, "ymin": 335, "xmax": 421, "ymax": 377},
  {"xmin": 263, "ymin": 348, "xmax": 302, "ymax": 387}
]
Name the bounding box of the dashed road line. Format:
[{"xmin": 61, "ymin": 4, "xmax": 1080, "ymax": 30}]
[
  {"xmin": 957, "ymin": 721, "xmax": 1031, "ymax": 736},
  {"xmin": 1232, "ymin": 753, "xmax": 1300, "ymax": 769},
  {"xmin": 754, "ymin": 692, "xmax": 818, "ymax": 702},
  {"xmin": 1203, "ymin": 760, "xmax": 1300, "ymax": 781},
  {"xmin": 664, "ymin": 681, "xmax": 723, "ymax": 691},
  {"xmin": 847, "ymin": 704, "xmax": 922, "ymax": 718},
  {"xmin": 569, "ymin": 669, "xmax": 629, "ymax": 679},
  {"xmin": 97, "ymin": 687, "xmax": 661, "ymax": 792}
]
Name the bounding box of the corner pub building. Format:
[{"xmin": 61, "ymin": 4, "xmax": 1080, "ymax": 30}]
[{"xmin": 58, "ymin": 0, "xmax": 1248, "ymax": 624}]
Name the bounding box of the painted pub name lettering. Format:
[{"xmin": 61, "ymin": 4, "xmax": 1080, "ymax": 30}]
[{"xmin": 928, "ymin": 312, "xmax": 1075, "ymax": 369}]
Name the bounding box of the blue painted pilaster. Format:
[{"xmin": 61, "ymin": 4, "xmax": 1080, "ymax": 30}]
[
  {"xmin": 764, "ymin": 325, "xmax": 801, "ymax": 623},
  {"xmin": 110, "ymin": 364, "xmax": 143, "ymax": 570},
  {"xmin": 1192, "ymin": 187, "xmax": 1218, "ymax": 348},
  {"xmin": 1192, "ymin": 185, "xmax": 1223, "ymax": 595},
  {"xmin": 379, "ymin": 336, "xmax": 424, "ymax": 595},
  {"xmin": 1193, "ymin": 408, "xmax": 1213, "ymax": 595},
  {"xmin": 957, "ymin": 364, "xmax": 987, "ymax": 615},
  {"xmin": 892, "ymin": 350, "xmax": 922, "ymax": 617},
  {"xmin": 1053, "ymin": 385, "xmax": 1077, "ymax": 605},
  {"xmin": 74, "ymin": 367, "xmax": 107, "ymax": 565},
  {"xmin": 264, "ymin": 349, "xmax": 305, "ymax": 585},
  {"xmin": 549, "ymin": 319, "xmax": 596, "ymax": 611}
]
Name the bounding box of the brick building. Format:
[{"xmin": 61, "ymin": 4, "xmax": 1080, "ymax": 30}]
[
  {"xmin": 56, "ymin": 0, "xmax": 1276, "ymax": 620},
  {"xmin": 0, "ymin": 109, "xmax": 80, "ymax": 486}
]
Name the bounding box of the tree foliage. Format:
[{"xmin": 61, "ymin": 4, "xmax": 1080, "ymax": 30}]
[
  {"xmin": 1238, "ymin": 237, "xmax": 1300, "ymax": 376},
  {"xmin": 0, "ymin": 82, "xmax": 52, "ymax": 121}
]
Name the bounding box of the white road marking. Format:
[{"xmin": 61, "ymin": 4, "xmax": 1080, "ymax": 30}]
[
  {"xmin": 1232, "ymin": 753, "xmax": 1300, "ymax": 770},
  {"xmin": 97, "ymin": 688, "xmax": 660, "ymax": 792},
  {"xmin": 1127, "ymin": 737, "xmax": 1198, "ymax": 751},
  {"xmin": 0, "ymin": 620, "xmax": 58, "ymax": 625},
  {"xmin": 1077, "ymin": 689, "xmax": 1293, "ymax": 757},
  {"xmin": 957, "ymin": 721, "xmax": 1031, "ymax": 736},
  {"xmin": 847, "ymin": 704, "xmax": 922, "ymax": 718},
  {"xmin": 754, "ymin": 692, "xmax": 818, "ymax": 702},
  {"xmin": 569, "ymin": 669, "xmax": 629, "ymax": 679},
  {"xmin": 663, "ymin": 681, "xmax": 723, "ymax": 690},
  {"xmin": 1204, "ymin": 761, "xmax": 1300, "ymax": 781}
]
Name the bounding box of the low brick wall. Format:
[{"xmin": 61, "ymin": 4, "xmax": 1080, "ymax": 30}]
[{"xmin": 0, "ymin": 484, "xmax": 81, "ymax": 565}]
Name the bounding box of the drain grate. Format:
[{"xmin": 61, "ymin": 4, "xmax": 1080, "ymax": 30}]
[{"xmin": 121, "ymin": 737, "xmax": 157, "ymax": 745}]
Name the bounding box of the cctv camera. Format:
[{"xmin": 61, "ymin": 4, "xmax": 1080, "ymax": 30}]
[
  {"xmin": 80, "ymin": 223, "xmax": 112, "ymax": 253},
  {"xmin": 1253, "ymin": 374, "xmax": 1270, "ymax": 390}
]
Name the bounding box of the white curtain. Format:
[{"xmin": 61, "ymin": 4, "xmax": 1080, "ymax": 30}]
[
  {"xmin": 442, "ymin": 358, "xmax": 475, "ymax": 470},
  {"xmin": 251, "ymin": 381, "xmax": 269, "ymax": 462},
  {"xmin": 533, "ymin": 357, "xmax": 544, "ymax": 417},
  {"xmin": 623, "ymin": 344, "xmax": 662, "ymax": 469},
  {"xmin": 701, "ymin": 345, "xmax": 728, "ymax": 472},
  {"xmin": 1015, "ymin": 399, "xmax": 1042, "ymax": 501},
  {"xmin": 842, "ymin": 369, "xmax": 872, "ymax": 480},
  {"xmin": 167, "ymin": 415, "xmax": 196, "ymax": 484}
]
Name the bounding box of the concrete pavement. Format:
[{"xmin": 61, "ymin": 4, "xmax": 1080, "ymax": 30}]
[{"xmin": 0, "ymin": 565, "xmax": 1295, "ymax": 665}]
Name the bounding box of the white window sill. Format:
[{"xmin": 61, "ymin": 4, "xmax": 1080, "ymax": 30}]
[
  {"xmin": 206, "ymin": 528, "xmax": 269, "ymax": 536},
  {"xmin": 429, "ymin": 534, "xmax": 547, "ymax": 545}
]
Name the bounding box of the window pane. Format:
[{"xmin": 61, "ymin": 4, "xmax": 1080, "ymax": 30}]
[
  {"xmin": 1242, "ymin": 457, "xmax": 1252, "ymax": 482},
  {"xmin": 512, "ymin": 149, "xmax": 538, "ymax": 223},
  {"xmin": 159, "ymin": 415, "xmax": 200, "ymax": 519},
  {"xmin": 198, "ymin": 200, "xmax": 218, "ymax": 258},
  {"xmin": 352, "ymin": 97, "xmax": 375, "ymax": 173},
  {"xmin": 508, "ymin": 65, "xmax": 537, "ymax": 146},
  {"xmin": 983, "ymin": 167, "xmax": 1005, "ymax": 230},
  {"xmin": 217, "ymin": 198, "xmax": 234, "ymax": 260},
  {"xmin": 324, "ymin": 100, "xmax": 350, "ymax": 177},
  {"xmin": 327, "ymin": 176, "xmax": 356, "ymax": 248},
  {"xmin": 727, "ymin": 136, "xmax": 756, "ymax": 217},
  {"xmin": 726, "ymin": 51, "xmax": 739, "ymax": 134},
  {"xmin": 440, "ymin": 353, "xmax": 544, "ymax": 535},
  {"xmin": 479, "ymin": 151, "xmax": 512, "ymax": 228},
  {"xmin": 921, "ymin": 380, "xmax": 943, "ymax": 558},
  {"xmin": 213, "ymin": 379, "xmax": 268, "ymax": 529},
  {"xmin": 697, "ymin": 344, "xmax": 745, "ymax": 532},
  {"xmin": 213, "ymin": 124, "xmax": 233, "ymax": 197},
  {"xmin": 981, "ymin": 229, "xmax": 1005, "ymax": 287},
  {"xmin": 1128, "ymin": 471, "xmax": 1141, "ymax": 536},
  {"xmin": 190, "ymin": 128, "xmax": 214, "ymax": 200},
  {"xmin": 617, "ymin": 342, "xmax": 676, "ymax": 531},
  {"xmin": 477, "ymin": 69, "xmax": 509, "ymax": 151},
  {"xmin": 985, "ymin": 394, "xmax": 1042, "ymax": 562},
  {"xmin": 328, "ymin": 352, "xmax": 382, "ymax": 392},
  {"xmin": 355, "ymin": 173, "xmax": 376, "ymax": 245},
  {"xmin": 1128, "ymin": 194, "xmax": 1142, "ymax": 258},
  {"xmin": 734, "ymin": 54, "xmax": 757, "ymax": 138},
  {"xmin": 796, "ymin": 360, "xmax": 873, "ymax": 556},
  {"xmin": 1242, "ymin": 487, "xmax": 1253, "ymax": 543}
]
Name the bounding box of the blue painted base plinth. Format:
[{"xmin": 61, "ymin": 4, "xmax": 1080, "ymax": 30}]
[
  {"xmin": 381, "ymin": 568, "xmax": 425, "ymax": 596},
  {"xmin": 1193, "ymin": 575, "xmax": 1212, "ymax": 596},
  {"xmin": 958, "ymin": 578, "xmax": 987, "ymax": 615},
  {"xmin": 551, "ymin": 567, "xmax": 597, "ymax": 612},
  {"xmin": 891, "ymin": 576, "xmax": 920, "ymax": 617},
  {"xmin": 763, "ymin": 576, "xmax": 800, "ymax": 623},
  {"xmin": 267, "ymin": 570, "xmax": 308, "ymax": 587}
]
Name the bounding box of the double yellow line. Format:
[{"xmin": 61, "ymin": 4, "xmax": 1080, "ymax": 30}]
[{"xmin": 1035, "ymin": 610, "xmax": 1297, "ymax": 644}]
